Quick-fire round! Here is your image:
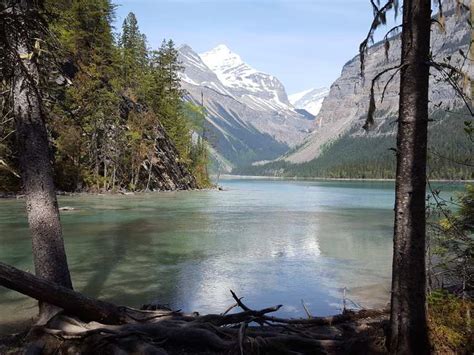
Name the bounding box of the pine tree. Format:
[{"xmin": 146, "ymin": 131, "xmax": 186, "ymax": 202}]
[
  {"xmin": 51, "ymin": 0, "xmax": 121, "ymax": 191},
  {"xmin": 2, "ymin": 2, "xmax": 207, "ymax": 193},
  {"xmin": 119, "ymin": 12, "xmax": 149, "ymax": 92},
  {"xmin": 148, "ymin": 40, "xmax": 190, "ymax": 162}
]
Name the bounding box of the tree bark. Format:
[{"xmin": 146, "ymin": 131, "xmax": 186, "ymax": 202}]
[
  {"xmin": 11, "ymin": 0, "xmax": 73, "ymax": 316},
  {"xmin": 0, "ymin": 262, "xmax": 124, "ymax": 324},
  {"xmin": 389, "ymin": 0, "xmax": 431, "ymax": 353},
  {"xmin": 471, "ymin": 0, "xmax": 474, "ymax": 107}
]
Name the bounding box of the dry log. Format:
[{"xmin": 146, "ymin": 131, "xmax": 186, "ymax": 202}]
[
  {"xmin": 230, "ymin": 289, "xmax": 386, "ymax": 326},
  {"xmin": 0, "ymin": 261, "xmax": 389, "ymax": 354},
  {"xmin": 260, "ymin": 309, "xmax": 388, "ymax": 326},
  {"xmin": 0, "ymin": 262, "xmax": 126, "ymax": 324}
]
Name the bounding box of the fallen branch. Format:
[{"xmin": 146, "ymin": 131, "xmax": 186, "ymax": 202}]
[
  {"xmin": 0, "ymin": 262, "xmax": 126, "ymax": 324},
  {"xmin": 0, "ymin": 262, "xmax": 389, "ymax": 354}
]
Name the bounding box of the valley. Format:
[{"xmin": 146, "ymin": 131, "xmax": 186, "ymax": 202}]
[
  {"xmin": 178, "ymin": 44, "xmax": 320, "ymax": 170},
  {"xmin": 180, "ymin": 1, "xmax": 472, "ymax": 180}
]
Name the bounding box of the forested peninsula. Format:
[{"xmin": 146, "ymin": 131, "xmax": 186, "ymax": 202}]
[{"xmin": 0, "ymin": 1, "xmax": 210, "ymax": 194}]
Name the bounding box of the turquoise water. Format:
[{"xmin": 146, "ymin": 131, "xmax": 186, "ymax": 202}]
[{"xmin": 0, "ymin": 179, "xmax": 463, "ymax": 333}]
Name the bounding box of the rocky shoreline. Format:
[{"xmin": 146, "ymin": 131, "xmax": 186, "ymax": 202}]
[{"xmin": 0, "ymin": 186, "xmax": 220, "ymax": 200}]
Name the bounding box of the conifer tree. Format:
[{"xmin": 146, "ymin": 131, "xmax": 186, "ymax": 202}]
[
  {"xmin": 149, "ymin": 40, "xmax": 190, "ymax": 162},
  {"xmin": 51, "ymin": 0, "xmax": 120, "ymax": 191},
  {"xmin": 119, "ymin": 12, "xmax": 148, "ymax": 91}
]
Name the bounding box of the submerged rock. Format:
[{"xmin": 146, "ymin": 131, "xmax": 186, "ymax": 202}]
[{"xmin": 58, "ymin": 206, "xmax": 75, "ymax": 211}]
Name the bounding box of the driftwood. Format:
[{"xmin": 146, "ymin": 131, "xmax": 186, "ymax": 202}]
[
  {"xmin": 0, "ymin": 262, "xmax": 126, "ymax": 324},
  {"xmin": 0, "ymin": 262, "xmax": 389, "ymax": 354}
]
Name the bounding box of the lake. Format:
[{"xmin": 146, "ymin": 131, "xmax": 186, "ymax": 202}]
[{"xmin": 0, "ymin": 178, "xmax": 464, "ymax": 333}]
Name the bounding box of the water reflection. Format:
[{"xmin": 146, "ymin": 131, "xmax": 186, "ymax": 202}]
[{"xmin": 0, "ymin": 179, "xmax": 403, "ymax": 333}]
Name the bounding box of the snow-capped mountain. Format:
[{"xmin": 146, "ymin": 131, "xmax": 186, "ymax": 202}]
[
  {"xmin": 178, "ymin": 44, "xmax": 314, "ymax": 169},
  {"xmin": 200, "ymin": 45, "xmax": 292, "ymax": 112},
  {"xmin": 289, "ymin": 87, "xmax": 329, "ymax": 116},
  {"xmin": 179, "ymin": 45, "xmax": 234, "ymax": 97}
]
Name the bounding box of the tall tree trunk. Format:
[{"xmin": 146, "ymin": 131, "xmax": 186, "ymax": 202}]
[
  {"xmin": 471, "ymin": 0, "xmax": 474, "ymax": 107},
  {"xmin": 112, "ymin": 164, "xmax": 116, "ymax": 190},
  {"xmin": 146, "ymin": 159, "xmax": 153, "ymax": 191},
  {"xmin": 104, "ymin": 159, "xmax": 108, "ymax": 190},
  {"xmin": 389, "ymin": 0, "xmax": 431, "ymax": 353},
  {"xmin": 11, "ymin": 0, "xmax": 73, "ymax": 318}
]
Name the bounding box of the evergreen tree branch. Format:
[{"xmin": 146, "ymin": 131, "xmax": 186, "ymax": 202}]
[{"xmin": 429, "ymin": 60, "xmax": 474, "ymax": 117}]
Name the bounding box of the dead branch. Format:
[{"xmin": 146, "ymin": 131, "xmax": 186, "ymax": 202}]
[
  {"xmin": 359, "ymin": 0, "xmax": 399, "ymax": 75},
  {"xmin": 0, "ymin": 261, "xmax": 127, "ymax": 324},
  {"xmin": 364, "ymin": 64, "xmax": 404, "ymax": 130},
  {"xmin": 429, "ymin": 60, "xmax": 474, "ymax": 116},
  {"xmin": 0, "ymin": 262, "xmax": 389, "ymax": 354}
]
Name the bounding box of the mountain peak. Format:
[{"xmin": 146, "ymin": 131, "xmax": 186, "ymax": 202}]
[
  {"xmin": 178, "ymin": 43, "xmax": 196, "ymax": 55},
  {"xmin": 200, "ymin": 44, "xmax": 249, "ymax": 75},
  {"xmin": 212, "ymin": 44, "xmax": 232, "ymax": 52},
  {"xmin": 205, "ymin": 44, "xmax": 239, "ymax": 57},
  {"xmin": 178, "ymin": 43, "xmax": 192, "ymax": 50},
  {"xmin": 198, "ymin": 44, "xmax": 294, "ymax": 111}
]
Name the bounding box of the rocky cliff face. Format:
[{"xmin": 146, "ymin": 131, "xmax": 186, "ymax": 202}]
[
  {"xmin": 120, "ymin": 97, "xmax": 197, "ymax": 190},
  {"xmin": 284, "ymin": 2, "xmax": 471, "ymax": 164},
  {"xmin": 150, "ymin": 136, "xmax": 197, "ymax": 190},
  {"xmin": 178, "ymin": 44, "xmax": 313, "ymax": 169}
]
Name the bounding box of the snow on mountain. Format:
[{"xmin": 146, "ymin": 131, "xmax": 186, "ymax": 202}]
[
  {"xmin": 288, "ymin": 88, "xmax": 314, "ymax": 104},
  {"xmin": 289, "ymin": 87, "xmax": 330, "ymax": 116},
  {"xmin": 178, "ymin": 44, "xmax": 234, "ymax": 98},
  {"xmin": 177, "ymin": 44, "xmax": 314, "ymax": 168},
  {"xmin": 199, "ymin": 45, "xmax": 292, "ymax": 112},
  {"xmin": 199, "ymin": 44, "xmax": 256, "ymax": 87}
]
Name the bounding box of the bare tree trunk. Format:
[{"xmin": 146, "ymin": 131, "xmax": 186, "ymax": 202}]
[
  {"xmin": 135, "ymin": 165, "xmax": 141, "ymax": 187},
  {"xmin": 96, "ymin": 158, "xmax": 100, "ymax": 191},
  {"xmin": 112, "ymin": 164, "xmax": 116, "ymax": 190},
  {"xmin": 104, "ymin": 159, "xmax": 108, "ymax": 191},
  {"xmin": 471, "ymin": 0, "xmax": 474, "ymax": 108},
  {"xmin": 389, "ymin": 0, "xmax": 431, "ymax": 353},
  {"xmin": 146, "ymin": 160, "xmax": 153, "ymax": 191},
  {"xmin": 11, "ymin": 0, "xmax": 73, "ymax": 318}
]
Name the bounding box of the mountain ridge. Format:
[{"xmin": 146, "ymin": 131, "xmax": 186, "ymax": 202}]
[
  {"xmin": 200, "ymin": 44, "xmax": 293, "ymax": 112},
  {"xmin": 178, "ymin": 44, "xmax": 314, "ymax": 170},
  {"xmin": 281, "ymin": 1, "xmax": 470, "ymax": 164}
]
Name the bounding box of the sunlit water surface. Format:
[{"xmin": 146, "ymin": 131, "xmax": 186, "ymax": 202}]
[{"xmin": 0, "ymin": 178, "xmax": 463, "ymax": 333}]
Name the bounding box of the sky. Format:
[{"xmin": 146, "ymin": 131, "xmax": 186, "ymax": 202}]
[{"xmin": 112, "ymin": 0, "xmax": 397, "ymax": 94}]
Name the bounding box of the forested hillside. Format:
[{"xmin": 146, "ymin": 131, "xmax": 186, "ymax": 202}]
[
  {"xmin": 0, "ymin": 0, "xmax": 209, "ymax": 193},
  {"xmin": 235, "ymin": 1, "xmax": 472, "ymax": 180},
  {"xmin": 235, "ymin": 110, "xmax": 473, "ymax": 180},
  {"xmin": 177, "ymin": 44, "xmax": 313, "ymax": 171}
]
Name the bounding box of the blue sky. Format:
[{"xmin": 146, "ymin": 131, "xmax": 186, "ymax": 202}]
[{"xmin": 112, "ymin": 0, "xmax": 397, "ymax": 94}]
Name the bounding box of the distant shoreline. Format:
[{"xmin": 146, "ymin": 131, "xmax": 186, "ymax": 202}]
[
  {"xmin": 1, "ymin": 177, "xmax": 471, "ymax": 200},
  {"xmin": 217, "ymin": 174, "xmax": 474, "ymax": 183}
]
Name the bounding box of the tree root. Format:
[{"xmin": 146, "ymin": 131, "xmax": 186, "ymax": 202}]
[
  {"xmin": 18, "ymin": 290, "xmax": 388, "ymax": 354},
  {"xmin": 0, "ymin": 263, "xmax": 388, "ymax": 354}
]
